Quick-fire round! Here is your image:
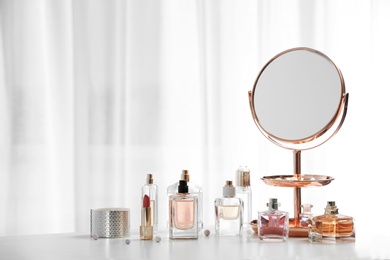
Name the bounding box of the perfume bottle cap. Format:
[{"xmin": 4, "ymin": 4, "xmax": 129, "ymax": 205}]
[
  {"xmin": 223, "ymin": 180, "xmax": 236, "ymax": 197},
  {"xmin": 178, "ymin": 180, "xmax": 189, "ymax": 193},
  {"xmin": 301, "ymin": 204, "xmax": 313, "ymax": 213},
  {"xmin": 267, "ymin": 198, "xmax": 280, "ymax": 210},
  {"xmin": 325, "ymin": 201, "xmax": 339, "ymax": 214},
  {"xmin": 146, "ymin": 173, "xmax": 154, "ymax": 184},
  {"xmin": 181, "ymin": 170, "xmax": 190, "ymax": 182},
  {"xmin": 235, "ymin": 166, "xmax": 251, "ymax": 187}
]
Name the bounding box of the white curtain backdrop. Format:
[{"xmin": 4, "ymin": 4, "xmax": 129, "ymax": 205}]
[{"xmin": 1, "ymin": 0, "xmax": 390, "ymax": 237}]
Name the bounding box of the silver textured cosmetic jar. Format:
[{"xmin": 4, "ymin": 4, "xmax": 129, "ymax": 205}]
[{"xmin": 90, "ymin": 208, "xmax": 130, "ymax": 238}]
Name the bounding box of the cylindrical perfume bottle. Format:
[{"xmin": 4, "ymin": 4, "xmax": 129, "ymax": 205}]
[
  {"xmin": 167, "ymin": 170, "xmax": 203, "ymax": 230},
  {"xmin": 235, "ymin": 166, "xmax": 252, "ymax": 228},
  {"xmin": 141, "ymin": 173, "xmax": 158, "ymax": 233},
  {"xmin": 258, "ymin": 198, "xmax": 289, "ymax": 241},
  {"xmin": 169, "ymin": 180, "xmax": 198, "ymax": 239},
  {"xmin": 309, "ymin": 201, "xmax": 355, "ymax": 243},
  {"xmin": 214, "ymin": 180, "xmax": 243, "ymax": 236}
]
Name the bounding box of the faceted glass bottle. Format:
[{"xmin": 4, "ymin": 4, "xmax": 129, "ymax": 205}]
[
  {"xmin": 309, "ymin": 201, "xmax": 355, "ymax": 243},
  {"xmin": 235, "ymin": 166, "xmax": 252, "ymax": 228},
  {"xmin": 258, "ymin": 198, "xmax": 289, "ymax": 241},
  {"xmin": 299, "ymin": 204, "xmax": 313, "ymax": 227},
  {"xmin": 215, "ymin": 181, "xmax": 243, "ymax": 236},
  {"xmin": 167, "ymin": 170, "xmax": 203, "ymax": 230},
  {"xmin": 141, "ymin": 173, "xmax": 158, "ymax": 233},
  {"xmin": 169, "ymin": 180, "xmax": 198, "ymax": 239}
]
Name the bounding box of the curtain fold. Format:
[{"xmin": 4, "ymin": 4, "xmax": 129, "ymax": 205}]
[{"xmin": 1, "ymin": 0, "xmax": 390, "ymax": 237}]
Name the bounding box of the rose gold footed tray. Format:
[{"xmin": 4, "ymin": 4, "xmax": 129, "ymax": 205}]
[{"xmin": 261, "ymin": 174, "xmax": 334, "ymax": 188}]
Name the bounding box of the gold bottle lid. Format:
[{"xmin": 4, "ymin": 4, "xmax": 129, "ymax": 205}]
[
  {"xmin": 236, "ymin": 166, "xmax": 251, "ymax": 187},
  {"xmin": 146, "ymin": 173, "xmax": 153, "ymax": 184},
  {"xmin": 181, "ymin": 169, "xmax": 190, "ymax": 182}
]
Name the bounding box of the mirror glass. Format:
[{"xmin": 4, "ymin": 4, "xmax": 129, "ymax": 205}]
[{"xmin": 249, "ymin": 47, "xmax": 347, "ymax": 150}]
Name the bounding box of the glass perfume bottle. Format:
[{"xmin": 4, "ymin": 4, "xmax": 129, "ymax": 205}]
[
  {"xmin": 235, "ymin": 166, "xmax": 252, "ymax": 228},
  {"xmin": 169, "ymin": 180, "xmax": 198, "ymax": 239},
  {"xmin": 141, "ymin": 173, "xmax": 158, "ymax": 233},
  {"xmin": 167, "ymin": 169, "xmax": 203, "ymax": 230},
  {"xmin": 214, "ymin": 180, "xmax": 243, "ymax": 236},
  {"xmin": 309, "ymin": 201, "xmax": 355, "ymax": 243},
  {"xmin": 299, "ymin": 204, "xmax": 313, "ymax": 227},
  {"xmin": 258, "ymin": 198, "xmax": 289, "ymax": 241}
]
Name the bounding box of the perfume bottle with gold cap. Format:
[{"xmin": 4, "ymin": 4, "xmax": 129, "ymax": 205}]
[
  {"xmin": 167, "ymin": 170, "xmax": 203, "ymax": 230},
  {"xmin": 214, "ymin": 180, "xmax": 243, "ymax": 236},
  {"xmin": 235, "ymin": 166, "xmax": 252, "ymax": 228},
  {"xmin": 141, "ymin": 173, "xmax": 158, "ymax": 233},
  {"xmin": 309, "ymin": 201, "xmax": 355, "ymax": 243}
]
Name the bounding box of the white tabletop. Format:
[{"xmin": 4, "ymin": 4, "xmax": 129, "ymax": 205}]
[{"xmin": 0, "ymin": 229, "xmax": 389, "ymax": 259}]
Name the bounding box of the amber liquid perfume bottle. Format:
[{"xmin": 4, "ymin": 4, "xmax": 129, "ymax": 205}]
[
  {"xmin": 141, "ymin": 173, "xmax": 158, "ymax": 234},
  {"xmin": 258, "ymin": 198, "xmax": 289, "ymax": 241},
  {"xmin": 235, "ymin": 166, "xmax": 252, "ymax": 228},
  {"xmin": 215, "ymin": 181, "xmax": 243, "ymax": 236},
  {"xmin": 309, "ymin": 201, "xmax": 355, "ymax": 243},
  {"xmin": 167, "ymin": 170, "xmax": 203, "ymax": 230},
  {"xmin": 169, "ymin": 180, "xmax": 198, "ymax": 239}
]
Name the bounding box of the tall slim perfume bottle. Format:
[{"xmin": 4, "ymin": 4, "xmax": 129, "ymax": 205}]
[
  {"xmin": 141, "ymin": 173, "xmax": 158, "ymax": 233},
  {"xmin": 214, "ymin": 180, "xmax": 243, "ymax": 236},
  {"xmin": 309, "ymin": 201, "xmax": 355, "ymax": 243},
  {"xmin": 169, "ymin": 180, "xmax": 198, "ymax": 239},
  {"xmin": 258, "ymin": 198, "xmax": 289, "ymax": 241},
  {"xmin": 235, "ymin": 166, "xmax": 252, "ymax": 228},
  {"xmin": 167, "ymin": 170, "xmax": 203, "ymax": 230}
]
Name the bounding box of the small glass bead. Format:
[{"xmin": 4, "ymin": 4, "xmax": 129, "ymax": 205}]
[
  {"xmin": 155, "ymin": 236, "xmax": 161, "ymax": 242},
  {"xmin": 125, "ymin": 239, "xmax": 131, "ymax": 244},
  {"xmin": 92, "ymin": 234, "xmax": 99, "ymax": 240},
  {"xmin": 204, "ymin": 229, "xmax": 210, "ymax": 236}
]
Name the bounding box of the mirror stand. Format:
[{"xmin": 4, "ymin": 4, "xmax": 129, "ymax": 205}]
[
  {"xmin": 291, "ymin": 150, "xmax": 306, "ymax": 237},
  {"xmin": 249, "ymin": 47, "xmax": 349, "ymax": 238}
]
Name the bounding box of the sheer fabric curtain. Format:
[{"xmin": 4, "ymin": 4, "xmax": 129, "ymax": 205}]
[{"xmin": 1, "ymin": 0, "xmax": 390, "ymax": 237}]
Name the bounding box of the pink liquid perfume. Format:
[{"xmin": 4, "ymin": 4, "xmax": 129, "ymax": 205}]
[{"xmin": 258, "ymin": 198, "xmax": 289, "ymax": 241}]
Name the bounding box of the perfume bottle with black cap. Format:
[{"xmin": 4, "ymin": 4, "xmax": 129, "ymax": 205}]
[{"xmin": 169, "ymin": 180, "xmax": 198, "ymax": 239}]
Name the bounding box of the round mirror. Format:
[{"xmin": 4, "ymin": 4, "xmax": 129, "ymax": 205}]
[{"xmin": 249, "ymin": 47, "xmax": 348, "ymax": 150}]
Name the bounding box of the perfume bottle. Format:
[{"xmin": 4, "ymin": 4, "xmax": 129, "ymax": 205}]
[
  {"xmin": 299, "ymin": 204, "xmax": 313, "ymax": 227},
  {"xmin": 258, "ymin": 198, "xmax": 289, "ymax": 241},
  {"xmin": 235, "ymin": 166, "xmax": 252, "ymax": 228},
  {"xmin": 169, "ymin": 180, "xmax": 198, "ymax": 239},
  {"xmin": 309, "ymin": 201, "xmax": 355, "ymax": 243},
  {"xmin": 141, "ymin": 173, "xmax": 158, "ymax": 233},
  {"xmin": 214, "ymin": 180, "xmax": 243, "ymax": 236},
  {"xmin": 167, "ymin": 170, "xmax": 203, "ymax": 230}
]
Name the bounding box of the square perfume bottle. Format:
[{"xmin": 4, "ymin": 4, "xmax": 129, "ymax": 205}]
[
  {"xmin": 309, "ymin": 201, "xmax": 355, "ymax": 243},
  {"xmin": 167, "ymin": 170, "xmax": 203, "ymax": 230},
  {"xmin": 169, "ymin": 180, "xmax": 198, "ymax": 239},
  {"xmin": 214, "ymin": 180, "xmax": 243, "ymax": 236},
  {"xmin": 258, "ymin": 198, "xmax": 289, "ymax": 241}
]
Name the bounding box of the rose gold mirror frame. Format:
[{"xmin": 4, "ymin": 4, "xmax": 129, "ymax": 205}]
[{"xmin": 248, "ymin": 47, "xmax": 349, "ymax": 237}]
